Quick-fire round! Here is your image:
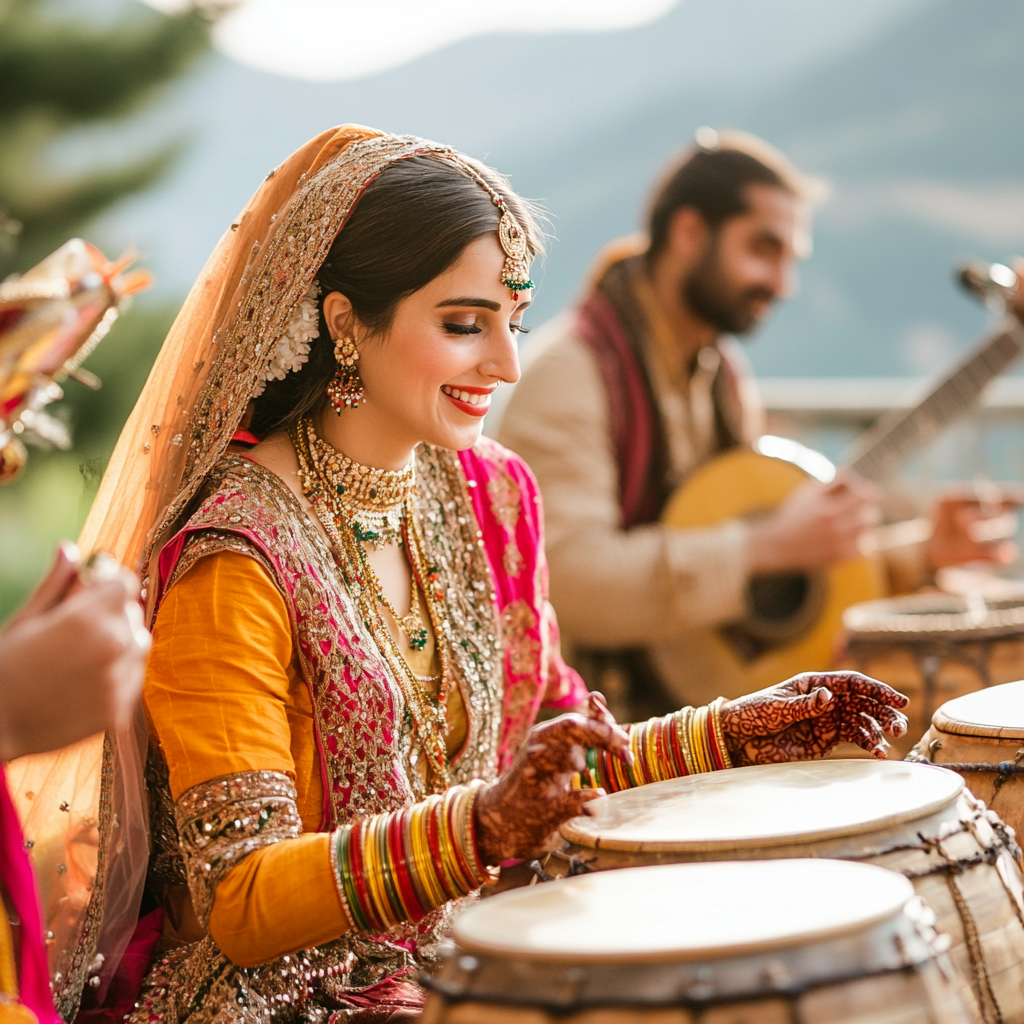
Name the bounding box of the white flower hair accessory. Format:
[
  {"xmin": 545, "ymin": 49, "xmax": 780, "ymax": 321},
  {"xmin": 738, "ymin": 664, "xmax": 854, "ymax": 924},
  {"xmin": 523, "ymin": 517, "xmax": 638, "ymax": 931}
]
[{"xmin": 253, "ymin": 280, "xmax": 321, "ymax": 396}]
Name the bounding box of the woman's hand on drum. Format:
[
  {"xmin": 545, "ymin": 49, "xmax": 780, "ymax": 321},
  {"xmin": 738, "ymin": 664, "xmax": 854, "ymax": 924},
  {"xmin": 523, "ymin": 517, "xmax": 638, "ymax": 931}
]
[
  {"xmin": 720, "ymin": 671, "xmax": 909, "ymax": 765},
  {"xmin": 474, "ymin": 694, "xmax": 630, "ymax": 865}
]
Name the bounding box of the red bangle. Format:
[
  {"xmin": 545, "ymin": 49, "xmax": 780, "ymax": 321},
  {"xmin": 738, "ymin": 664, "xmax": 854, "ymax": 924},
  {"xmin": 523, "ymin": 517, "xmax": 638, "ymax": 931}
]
[
  {"xmin": 389, "ymin": 809, "xmax": 424, "ymax": 920},
  {"xmin": 349, "ymin": 820, "xmax": 379, "ymax": 932}
]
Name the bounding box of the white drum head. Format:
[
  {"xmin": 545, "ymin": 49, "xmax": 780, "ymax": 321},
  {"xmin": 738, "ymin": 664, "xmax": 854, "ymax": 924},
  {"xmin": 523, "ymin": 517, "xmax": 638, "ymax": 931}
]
[
  {"xmin": 934, "ymin": 679, "xmax": 1024, "ymax": 738},
  {"xmin": 453, "ymin": 860, "xmax": 914, "ymax": 962},
  {"xmin": 561, "ymin": 759, "xmax": 963, "ymax": 853}
]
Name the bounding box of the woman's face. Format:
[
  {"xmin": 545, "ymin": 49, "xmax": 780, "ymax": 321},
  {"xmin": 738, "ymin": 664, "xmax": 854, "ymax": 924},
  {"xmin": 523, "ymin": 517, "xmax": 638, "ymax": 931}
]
[{"xmin": 323, "ymin": 234, "xmax": 528, "ymax": 460}]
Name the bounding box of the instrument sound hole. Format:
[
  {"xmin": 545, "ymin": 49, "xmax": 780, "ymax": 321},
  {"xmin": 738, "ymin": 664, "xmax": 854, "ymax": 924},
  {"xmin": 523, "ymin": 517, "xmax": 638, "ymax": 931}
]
[
  {"xmin": 721, "ymin": 571, "xmax": 829, "ymax": 661},
  {"xmin": 749, "ymin": 573, "xmax": 809, "ymax": 621}
]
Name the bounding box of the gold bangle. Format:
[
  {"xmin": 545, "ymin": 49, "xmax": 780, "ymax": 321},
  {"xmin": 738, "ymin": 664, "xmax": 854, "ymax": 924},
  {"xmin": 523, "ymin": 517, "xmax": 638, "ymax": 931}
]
[
  {"xmin": 452, "ymin": 784, "xmax": 487, "ymax": 891},
  {"xmin": 629, "ymin": 724, "xmax": 645, "ymax": 786},
  {"xmin": 638, "ymin": 719, "xmax": 656, "ymax": 784},
  {"xmin": 437, "ymin": 788, "xmax": 467, "ymax": 897},
  {"xmin": 689, "ymin": 705, "xmax": 712, "ymax": 774},
  {"xmin": 365, "ymin": 816, "xmax": 399, "ymax": 929},
  {"xmin": 675, "ymin": 706, "xmax": 697, "ymax": 776},
  {"xmin": 412, "ymin": 798, "xmax": 447, "ymax": 909},
  {"xmin": 710, "ymin": 696, "xmax": 733, "ymax": 770},
  {"xmin": 405, "ymin": 802, "xmax": 437, "ymax": 912},
  {"xmin": 460, "ymin": 779, "xmax": 496, "ymax": 886},
  {"xmin": 698, "ymin": 705, "xmax": 715, "ymax": 773}
]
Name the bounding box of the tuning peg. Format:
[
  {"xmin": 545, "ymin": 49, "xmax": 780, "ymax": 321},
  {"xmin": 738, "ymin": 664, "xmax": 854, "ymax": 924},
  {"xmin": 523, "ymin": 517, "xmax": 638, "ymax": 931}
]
[{"xmin": 956, "ymin": 260, "xmax": 1018, "ymax": 309}]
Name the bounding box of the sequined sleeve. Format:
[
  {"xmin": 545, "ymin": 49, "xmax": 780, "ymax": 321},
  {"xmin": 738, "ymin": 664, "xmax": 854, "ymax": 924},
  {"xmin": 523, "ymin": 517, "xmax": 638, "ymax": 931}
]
[
  {"xmin": 146, "ymin": 550, "xmax": 350, "ymax": 965},
  {"xmin": 175, "ymin": 770, "xmax": 303, "ymax": 926}
]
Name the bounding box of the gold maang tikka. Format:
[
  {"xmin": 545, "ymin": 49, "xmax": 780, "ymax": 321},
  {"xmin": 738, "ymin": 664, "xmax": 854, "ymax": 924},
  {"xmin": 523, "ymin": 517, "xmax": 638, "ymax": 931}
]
[{"xmin": 448, "ymin": 159, "xmax": 534, "ymax": 300}]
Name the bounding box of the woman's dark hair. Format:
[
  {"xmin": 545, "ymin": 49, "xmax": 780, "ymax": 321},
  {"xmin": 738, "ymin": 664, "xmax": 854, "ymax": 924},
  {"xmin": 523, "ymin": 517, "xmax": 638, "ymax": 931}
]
[
  {"xmin": 646, "ymin": 129, "xmax": 823, "ymax": 260},
  {"xmin": 250, "ymin": 155, "xmax": 543, "ymax": 439}
]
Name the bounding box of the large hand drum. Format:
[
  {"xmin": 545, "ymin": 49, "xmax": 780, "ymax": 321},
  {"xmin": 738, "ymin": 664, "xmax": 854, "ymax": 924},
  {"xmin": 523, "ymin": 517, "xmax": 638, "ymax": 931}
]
[
  {"xmin": 422, "ymin": 860, "xmax": 970, "ymax": 1023},
  {"xmin": 840, "ymin": 593, "xmax": 1024, "ymax": 758},
  {"xmin": 913, "ymin": 678, "xmax": 1024, "ymax": 850},
  {"xmin": 559, "ymin": 760, "xmax": 1024, "ymax": 1024}
]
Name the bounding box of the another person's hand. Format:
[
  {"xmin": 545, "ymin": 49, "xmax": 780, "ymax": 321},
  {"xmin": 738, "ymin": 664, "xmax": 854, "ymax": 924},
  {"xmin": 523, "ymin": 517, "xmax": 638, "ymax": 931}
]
[
  {"xmin": 473, "ymin": 697, "xmax": 630, "ymax": 864},
  {"xmin": 748, "ymin": 474, "xmax": 880, "ymax": 575},
  {"xmin": 720, "ymin": 671, "xmax": 909, "ymax": 765},
  {"xmin": 1011, "ymin": 257, "xmax": 1024, "ymax": 323},
  {"xmin": 0, "ymin": 543, "xmax": 151, "ymax": 761},
  {"xmin": 928, "ymin": 490, "xmax": 1021, "ymax": 569}
]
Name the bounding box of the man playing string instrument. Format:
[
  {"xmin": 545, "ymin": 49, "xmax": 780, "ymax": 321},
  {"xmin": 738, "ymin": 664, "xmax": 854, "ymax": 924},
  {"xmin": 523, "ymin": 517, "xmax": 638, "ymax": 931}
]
[{"xmin": 498, "ymin": 129, "xmax": 1023, "ymax": 718}]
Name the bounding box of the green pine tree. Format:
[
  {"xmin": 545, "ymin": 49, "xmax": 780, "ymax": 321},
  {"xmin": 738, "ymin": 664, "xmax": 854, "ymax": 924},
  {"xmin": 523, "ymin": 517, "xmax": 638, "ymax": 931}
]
[
  {"xmin": 0, "ymin": 0, "xmax": 213, "ymax": 616},
  {"xmin": 0, "ymin": 0, "xmax": 212, "ymax": 277}
]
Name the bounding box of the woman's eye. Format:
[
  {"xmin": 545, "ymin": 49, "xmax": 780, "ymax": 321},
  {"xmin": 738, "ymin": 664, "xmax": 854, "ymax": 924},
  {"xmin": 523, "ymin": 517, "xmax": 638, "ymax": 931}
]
[
  {"xmin": 511, "ymin": 324, "xmax": 532, "ymax": 335},
  {"xmin": 442, "ymin": 322, "xmax": 482, "ymax": 336}
]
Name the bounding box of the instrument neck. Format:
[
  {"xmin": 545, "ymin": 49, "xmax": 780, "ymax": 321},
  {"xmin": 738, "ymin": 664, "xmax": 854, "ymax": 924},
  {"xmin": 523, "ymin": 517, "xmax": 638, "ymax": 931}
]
[{"xmin": 842, "ymin": 315, "xmax": 1024, "ymax": 481}]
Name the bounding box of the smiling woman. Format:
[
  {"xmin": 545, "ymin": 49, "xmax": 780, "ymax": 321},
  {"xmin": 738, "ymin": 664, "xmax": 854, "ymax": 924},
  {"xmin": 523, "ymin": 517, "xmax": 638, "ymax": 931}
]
[{"xmin": 43, "ymin": 126, "xmax": 911, "ymax": 1024}]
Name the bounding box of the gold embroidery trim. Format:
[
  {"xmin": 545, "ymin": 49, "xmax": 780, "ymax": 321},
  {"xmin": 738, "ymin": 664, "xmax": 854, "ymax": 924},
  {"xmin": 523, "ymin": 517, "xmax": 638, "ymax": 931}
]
[{"xmin": 174, "ymin": 769, "xmax": 302, "ymax": 926}]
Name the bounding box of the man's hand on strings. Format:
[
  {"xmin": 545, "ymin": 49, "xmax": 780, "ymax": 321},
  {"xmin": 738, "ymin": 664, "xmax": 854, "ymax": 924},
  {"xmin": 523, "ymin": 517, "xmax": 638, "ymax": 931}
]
[
  {"xmin": 748, "ymin": 474, "xmax": 880, "ymax": 574},
  {"xmin": 928, "ymin": 489, "xmax": 1022, "ymax": 569}
]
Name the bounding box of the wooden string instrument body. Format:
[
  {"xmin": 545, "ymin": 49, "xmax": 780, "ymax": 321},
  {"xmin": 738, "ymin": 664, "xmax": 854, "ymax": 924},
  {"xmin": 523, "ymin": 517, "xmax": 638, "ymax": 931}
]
[{"xmin": 662, "ymin": 307, "xmax": 1024, "ymax": 693}]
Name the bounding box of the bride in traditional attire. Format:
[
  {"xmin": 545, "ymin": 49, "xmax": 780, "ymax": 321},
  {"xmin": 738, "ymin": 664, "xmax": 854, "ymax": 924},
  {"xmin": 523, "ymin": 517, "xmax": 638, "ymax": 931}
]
[{"xmin": 65, "ymin": 126, "xmax": 908, "ymax": 1023}]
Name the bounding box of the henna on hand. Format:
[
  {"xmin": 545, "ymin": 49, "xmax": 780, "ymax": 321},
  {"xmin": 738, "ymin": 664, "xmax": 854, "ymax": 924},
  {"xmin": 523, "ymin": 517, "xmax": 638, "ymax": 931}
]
[
  {"xmin": 473, "ymin": 709, "xmax": 630, "ymax": 865},
  {"xmin": 720, "ymin": 671, "xmax": 909, "ymax": 767}
]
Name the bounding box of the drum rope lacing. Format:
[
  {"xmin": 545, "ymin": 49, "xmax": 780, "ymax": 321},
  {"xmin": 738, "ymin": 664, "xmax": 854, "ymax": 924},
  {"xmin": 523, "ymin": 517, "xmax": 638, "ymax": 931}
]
[
  {"xmin": 547, "ymin": 793, "xmax": 1023, "ymax": 1023},
  {"xmin": 866, "ymin": 796, "xmax": 1023, "ymax": 1024},
  {"xmin": 908, "ymin": 744, "xmax": 1024, "ymax": 801}
]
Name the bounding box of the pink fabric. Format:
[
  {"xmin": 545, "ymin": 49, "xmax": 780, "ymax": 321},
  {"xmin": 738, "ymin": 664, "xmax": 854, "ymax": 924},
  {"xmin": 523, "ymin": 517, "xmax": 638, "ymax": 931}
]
[
  {"xmin": 74, "ymin": 908, "xmax": 164, "ymax": 1024},
  {"xmin": 0, "ymin": 766, "xmax": 60, "ymax": 1024},
  {"xmin": 328, "ymin": 974, "xmax": 424, "ymax": 1020},
  {"xmin": 459, "ymin": 440, "xmax": 588, "ymax": 771}
]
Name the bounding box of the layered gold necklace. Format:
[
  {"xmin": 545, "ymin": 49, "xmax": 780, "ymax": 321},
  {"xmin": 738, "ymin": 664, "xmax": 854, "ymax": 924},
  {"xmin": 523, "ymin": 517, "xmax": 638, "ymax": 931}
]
[{"xmin": 291, "ymin": 417, "xmax": 451, "ymax": 791}]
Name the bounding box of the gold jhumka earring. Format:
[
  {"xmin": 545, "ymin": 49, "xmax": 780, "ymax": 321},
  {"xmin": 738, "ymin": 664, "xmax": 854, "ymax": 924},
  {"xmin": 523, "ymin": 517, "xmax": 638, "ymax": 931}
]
[{"xmin": 326, "ymin": 334, "xmax": 364, "ymax": 412}]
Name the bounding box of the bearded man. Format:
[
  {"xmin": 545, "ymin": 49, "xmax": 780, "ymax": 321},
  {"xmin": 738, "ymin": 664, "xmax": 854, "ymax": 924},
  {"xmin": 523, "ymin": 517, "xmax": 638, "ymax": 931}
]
[{"xmin": 498, "ymin": 130, "xmax": 1015, "ymax": 718}]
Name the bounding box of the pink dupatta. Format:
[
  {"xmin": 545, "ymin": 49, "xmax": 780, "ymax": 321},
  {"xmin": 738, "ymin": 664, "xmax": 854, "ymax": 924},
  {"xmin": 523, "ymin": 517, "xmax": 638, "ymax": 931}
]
[
  {"xmin": 0, "ymin": 766, "xmax": 59, "ymax": 1024},
  {"xmin": 459, "ymin": 438, "xmax": 587, "ymax": 771}
]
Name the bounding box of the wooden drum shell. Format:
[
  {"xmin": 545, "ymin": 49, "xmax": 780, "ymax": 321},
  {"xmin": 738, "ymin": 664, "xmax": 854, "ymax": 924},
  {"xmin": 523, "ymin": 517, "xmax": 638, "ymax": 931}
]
[
  {"xmin": 558, "ymin": 763, "xmax": 1024, "ymax": 1024},
  {"xmin": 914, "ymin": 679, "xmax": 1024, "ymax": 855},
  {"xmin": 422, "ymin": 861, "xmax": 971, "ymax": 1024},
  {"xmin": 422, "ymin": 962, "xmax": 964, "ymax": 1024},
  {"xmin": 840, "ymin": 593, "xmax": 1024, "ymax": 759},
  {"xmin": 840, "ymin": 636, "xmax": 1024, "ymax": 759}
]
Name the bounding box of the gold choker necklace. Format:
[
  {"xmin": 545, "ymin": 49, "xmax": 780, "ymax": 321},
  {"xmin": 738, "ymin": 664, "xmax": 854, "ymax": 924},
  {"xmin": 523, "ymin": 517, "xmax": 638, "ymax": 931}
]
[
  {"xmin": 291, "ymin": 416, "xmax": 451, "ymax": 792},
  {"xmin": 296, "ymin": 419, "xmax": 414, "ymax": 547}
]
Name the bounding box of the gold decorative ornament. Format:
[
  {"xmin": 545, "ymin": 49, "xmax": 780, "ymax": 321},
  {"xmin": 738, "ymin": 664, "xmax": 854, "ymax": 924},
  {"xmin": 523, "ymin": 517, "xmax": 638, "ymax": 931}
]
[
  {"xmin": 304, "ymin": 422, "xmax": 413, "ymax": 546},
  {"xmin": 325, "ymin": 334, "xmax": 364, "ymax": 412},
  {"xmin": 0, "ymin": 238, "xmax": 149, "ymax": 482},
  {"xmin": 0, "ymin": 438, "xmax": 27, "ymax": 483},
  {"xmin": 448, "ymin": 159, "xmax": 534, "ymax": 300},
  {"xmin": 290, "ymin": 418, "xmax": 451, "ymax": 789}
]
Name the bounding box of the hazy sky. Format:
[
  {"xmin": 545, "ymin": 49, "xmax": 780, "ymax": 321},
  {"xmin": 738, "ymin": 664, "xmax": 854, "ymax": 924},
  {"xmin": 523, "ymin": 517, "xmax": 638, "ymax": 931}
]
[{"xmin": 88, "ymin": 0, "xmax": 924, "ymax": 303}]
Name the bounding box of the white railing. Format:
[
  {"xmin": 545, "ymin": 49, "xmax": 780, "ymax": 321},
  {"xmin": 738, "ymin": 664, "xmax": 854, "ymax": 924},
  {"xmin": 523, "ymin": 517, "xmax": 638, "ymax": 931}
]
[{"xmin": 759, "ymin": 377, "xmax": 1024, "ymax": 491}]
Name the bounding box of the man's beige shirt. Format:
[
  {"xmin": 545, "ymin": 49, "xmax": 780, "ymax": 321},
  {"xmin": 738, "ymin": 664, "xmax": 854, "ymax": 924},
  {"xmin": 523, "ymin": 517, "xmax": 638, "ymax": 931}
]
[{"xmin": 496, "ymin": 301, "xmax": 763, "ymax": 708}]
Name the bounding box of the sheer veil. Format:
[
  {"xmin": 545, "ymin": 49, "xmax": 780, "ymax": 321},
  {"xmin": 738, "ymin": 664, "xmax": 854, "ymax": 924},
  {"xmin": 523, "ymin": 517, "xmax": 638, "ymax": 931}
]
[{"xmin": 10, "ymin": 125, "xmax": 492, "ymax": 1017}]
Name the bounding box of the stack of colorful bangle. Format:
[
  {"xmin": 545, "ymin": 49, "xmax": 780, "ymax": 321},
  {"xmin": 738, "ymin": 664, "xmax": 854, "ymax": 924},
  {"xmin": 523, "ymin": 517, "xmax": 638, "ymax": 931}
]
[
  {"xmin": 575, "ymin": 697, "xmax": 733, "ymax": 793},
  {"xmin": 330, "ymin": 780, "xmax": 497, "ymax": 933}
]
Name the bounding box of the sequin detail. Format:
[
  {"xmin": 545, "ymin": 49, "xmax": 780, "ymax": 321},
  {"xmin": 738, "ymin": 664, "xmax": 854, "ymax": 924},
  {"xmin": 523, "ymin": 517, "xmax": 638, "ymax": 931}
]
[
  {"xmin": 128, "ymin": 449, "xmax": 502, "ymax": 1022},
  {"xmin": 175, "ymin": 770, "xmax": 302, "ymax": 926}
]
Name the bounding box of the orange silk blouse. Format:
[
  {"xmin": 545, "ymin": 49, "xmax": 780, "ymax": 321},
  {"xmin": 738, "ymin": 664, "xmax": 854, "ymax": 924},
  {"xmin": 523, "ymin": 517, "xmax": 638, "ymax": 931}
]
[{"xmin": 144, "ymin": 550, "xmax": 464, "ymax": 967}]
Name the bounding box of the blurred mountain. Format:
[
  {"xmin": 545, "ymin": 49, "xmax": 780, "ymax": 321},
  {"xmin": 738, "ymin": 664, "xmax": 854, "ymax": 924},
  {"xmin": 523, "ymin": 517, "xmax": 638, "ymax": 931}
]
[
  {"xmin": 88, "ymin": 0, "xmax": 922, "ymax": 315},
  {"xmin": 513, "ymin": 0, "xmax": 1024, "ymax": 376}
]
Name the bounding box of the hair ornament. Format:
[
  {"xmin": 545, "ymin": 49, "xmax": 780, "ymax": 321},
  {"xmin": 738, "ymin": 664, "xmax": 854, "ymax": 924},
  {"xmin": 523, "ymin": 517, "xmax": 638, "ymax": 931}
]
[
  {"xmin": 450, "ymin": 158, "xmax": 534, "ymax": 300},
  {"xmin": 254, "ymin": 280, "xmax": 321, "ymax": 396}
]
